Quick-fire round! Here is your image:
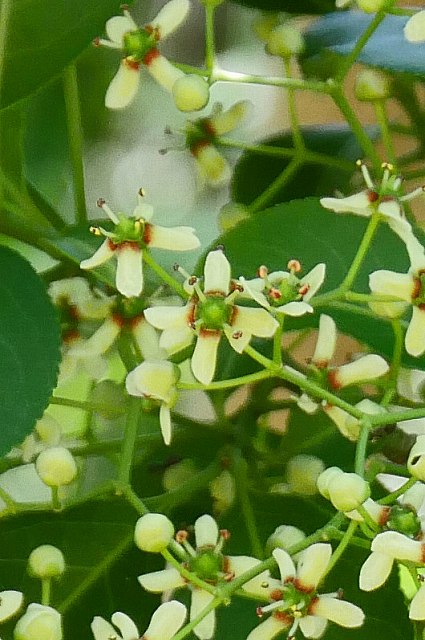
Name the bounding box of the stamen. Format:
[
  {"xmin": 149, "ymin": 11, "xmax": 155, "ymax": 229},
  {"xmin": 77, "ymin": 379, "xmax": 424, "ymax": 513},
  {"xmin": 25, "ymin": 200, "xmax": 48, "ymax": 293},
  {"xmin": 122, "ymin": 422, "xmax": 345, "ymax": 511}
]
[
  {"xmin": 269, "ymin": 288, "xmax": 282, "ymax": 300},
  {"xmin": 399, "ymin": 186, "xmax": 425, "ymax": 202},
  {"xmin": 298, "ymin": 283, "xmax": 310, "ymax": 297},
  {"xmin": 257, "ymin": 265, "xmax": 268, "ymax": 278},
  {"xmin": 93, "ymin": 37, "xmax": 121, "ymax": 49},
  {"xmin": 287, "ymin": 618, "xmax": 300, "ymax": 640},
  {"xmin": 96, "ymin": 198, "xmax": 120, "ymax": 225},
  {"xmin": 392, "ymin": 176, "xmax": 403, "ymax": 191},
  {"xmin": 175, "ymin": 530, "xmax": 196, "ymax": 557},
  {"xmin": 356, "ymin": 159, "xmax": 374, "ymax": 190},
  {"xmin": 287, "ymin": 259, "xmax": 301, "ymax": 273},
  {"xmin": 381, "ymin": 162, "xmax": 394, "ymax": 190},
  {"xmin": 258, "ymin": 600, "xmax": 284, "ymax": 615},
  {"xmin": 138, "ymin": 187, "xmax": 146, "ymax": 198},
  {"xmin": 89, "ymin": 226, "xmax": 102, "ymax": 236}
]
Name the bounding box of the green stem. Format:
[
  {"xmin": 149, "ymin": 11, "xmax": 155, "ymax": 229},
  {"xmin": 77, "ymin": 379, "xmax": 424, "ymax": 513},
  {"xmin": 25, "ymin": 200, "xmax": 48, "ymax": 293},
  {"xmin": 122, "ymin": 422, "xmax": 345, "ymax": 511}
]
[
  {"xmin": 63, "ymin": 65, "xmax": 87, "ymax": 225},
  {"xmin": 162, "ymin": 549, "xmax": 217, "ymax": 594},
  {"xmin": 381, "ymin": 319, "xmax": 403, "ymax": 407},
  {"xmin": 374, "ymin": 100, "xmax": 397, "ymax": 166},
  {"xmin": 355, "ymin": 420, "xmax": 371, "ymax": 476},
  {"xmin": 51, "ymin": 487, "xmax": 61, "ymax": 511},
  {"xmin": 248, "ymin": 158, "xmax": 300, "ymax": 213},
  {"xmin": 41, "ymin": 579, "xmax": 51, "ymax": 606},
  {"xmin": 379, "ymin": 476, "xmax": 417, "ymax": 505},
  {"xmin": 142, "ymin": 250, "xmax": 187, "ymax": 297},
  {"xmin": 283, "ymin": 58, "xmax": 304, "ymax": 151},
  {"xmin": 335, "ymin": 12, "xmax": 386, "ymax": 82},
  {"xmin": 357, "ymin": 503, "xmax": 380, "ymax": 532},
  {"xmin": 118, "ymin": 397, "xmax": 142, "ymax": 485},
  {"xmin": 243, "ymin": 344, "xmax": 276, "ymax": 370},
  {"xmin": 178, "ymin": 368, "xmax": 271, "ymax": 391},
  {"xmin": 172, "ymin": 596, "xmax": 222, "ymax": 640},
  {"xmin": 204, "ymin": 4, "xmax": 215, "ymax": 75},
  {"xmin": 340, "ymin": 212, "xmax": 381, "ymax": 291},
  {"xmin": 371, "ymin": 407, "xmax": 425, "ymax": 427},
  {"xmin": 273, "ymin": 316, "xmax": 284, "ymax": 365},
  {"xmin": 213, "ymin": 69, "xmax": 332, "ymax": 94},
  {"xmin": 232, "ymin": 452, "xmax": 263, "ymax": 559},
  {"xmin": 325, "ymin": 521, "xmax": 358, "ymax": 576}
]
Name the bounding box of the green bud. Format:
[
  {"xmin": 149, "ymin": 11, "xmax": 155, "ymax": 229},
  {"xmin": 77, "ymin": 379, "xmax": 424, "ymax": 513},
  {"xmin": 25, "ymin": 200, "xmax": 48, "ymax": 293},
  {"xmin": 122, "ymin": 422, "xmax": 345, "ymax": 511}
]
[
  {"xmin": 266, "ymin": 524, "xmax": 306, "ymax": 556},
  {"xmin": 266, "ymin": 24, "xmax": 304, "ymax": 58},
  {"xmin": 317, "ymin": 466, "xmax": 343, "ymax": 499},
  {"xmin": 35, "ymin": 447, "xmax": 77, "ymax": 487},
  {"xmin": 189, "ymin": 550, "xmax": 223, "ymax": 581},
  {"xmin": 356, "ymin": 0, "xmax": 393, "ymax": 12},
  {"xmin": 134, "ymin": 513, "xmax": 175, "ymax": 552},
  {"xmin": 355, "ymin": 69, "xmax": 391, "ymax": 102},
  {"xmin": 328, "ymin": 472, "xmax": 371, "ymax": 511},
  {"xmin": 386, "ymin": 505, "xmax": 422, "ymax": 539},
  {"xmin": 173, "ymin": 75, "xmax": 210, "ymax": 112},
  {"xmin": 286, "ymin": 454, "xmax": 325, "ymax": 496},
  {"xmin": 28, "ymin": 545, "xmax": 65, "ymax": 579}
]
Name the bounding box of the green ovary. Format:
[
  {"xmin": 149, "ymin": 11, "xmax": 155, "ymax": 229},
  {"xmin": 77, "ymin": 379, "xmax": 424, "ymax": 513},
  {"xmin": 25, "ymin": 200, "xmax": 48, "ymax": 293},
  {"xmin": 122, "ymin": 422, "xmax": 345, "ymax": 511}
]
[
  {"xmin": 197, "ymin": 297, "xmax": 231, "ymax": 330},
  {"xmin": 189, "ymin": 550, "xmax": 224, "ymax": 581},
  {"xmin": 268, "ymin": 277, "xmax": 300, "ymax": 307},
  {"xmin": 123, "ymin": 29, "xmax": 156, "ymax": 61}
]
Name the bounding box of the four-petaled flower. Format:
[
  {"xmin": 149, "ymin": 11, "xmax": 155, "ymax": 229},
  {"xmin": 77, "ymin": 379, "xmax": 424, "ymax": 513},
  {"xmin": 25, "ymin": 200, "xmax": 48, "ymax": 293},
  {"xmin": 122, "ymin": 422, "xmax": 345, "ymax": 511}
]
[
  {"xmin": 91, "ymin": 600, "xmax": 187, "ymax": 640},
  {"xmin": 240, "ymin": 260, "xmax": 325, "ymax": 317},
  {"xmin": 369, "ymin": 234, "xmax": 425, "ymax": 356},
  {"xmin": 138, "ymin": 514, "xmax": 271, "ymax": 640},
  {"xmin": 185, "ymin": 102, "xmax": 251, "ymax": 186},
  {"xmin": 80, "ymin": 193, "xmax": 200, "ymax": 298},
  {"xmin": 248, "ymin": 544, "xmax": 364, "ymax": 639},
  {"xmin": 144, "ymin": 248, "xmax": 279, "ymax": 384},
  {"xmin": 97, "ymin": 0, "xmax": 190, "ymax": 109},
  {"xmin": 126, "ymin": 360, "xmax": 180, "ymax": 445}
]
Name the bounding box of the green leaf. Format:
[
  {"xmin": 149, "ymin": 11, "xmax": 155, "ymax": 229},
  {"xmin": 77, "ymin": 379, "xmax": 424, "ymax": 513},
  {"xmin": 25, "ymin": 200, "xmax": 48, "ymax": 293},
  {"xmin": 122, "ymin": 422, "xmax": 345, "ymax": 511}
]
[
  {"xmin": 0, "ymin": 0, "xmax": 125, "ymax": 110},
  {"xmin": 232, "ymin": 125, "xmax": 374, "ymax": 208},
  {"xmin": 0, "ymin": 103, "xmax": 25, "ymax": 188},
  {"xmin": 303, "ymin": 11, "xmax": 425, "ymax": 78},
  {"xmin": 228, "ymin": 0, "xmax": 334, "ymax": 15},
  {"xmin": 213, "ymin": 197, "xmax": 425, "ymax": 370},
  {"xmin": 0, "ymin": 245, "xmax": 61, "ymax": 454}
]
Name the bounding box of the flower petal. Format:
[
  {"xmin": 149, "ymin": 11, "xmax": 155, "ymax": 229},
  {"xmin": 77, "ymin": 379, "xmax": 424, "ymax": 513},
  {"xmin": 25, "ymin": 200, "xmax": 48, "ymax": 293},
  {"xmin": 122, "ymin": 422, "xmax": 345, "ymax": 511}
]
[
  {"xmin": 210, "ymin": 101, "xmax": 251, "ymax": 136},
  {"xmin": 0, "ymin": 590, "xmax": 23, "ymax": 622},
  {"xmin": 143, "ymin": 601, "xmax": 187, "ymax": 640},
  {"xmin": 369, "ymin": 269, "xmax": 414, "ymax": 302},
  {"xmin": 311, "ymin": 596, "xmax": 364, "ymax": 628},
  {"xmin": 320, "ymin": 191, "xmax": 372, "ymax": 216},
  {"xmin": 145, "ymin": 304, "xmax": 193, "ymax": 330},
  {"xmin": 159, "ymin": 404, "xmax": 172, "ymax": 445},
  {"xmin": 190, "ymin": 589, "xmax": 215, "ymax": 640},
  {"xmin": 299, "ymin": 615, "xmax": 328, "ymax": 639},
  {"xmin": 239, "ymin": 277, "xmax": 270, "ymax": 309},
  {"xmin": 203, "ymin": 250, "xmax": 231, "ymax": 295},
  {"xmin": 147, "ymin": 54, "xmax": 184, "ymax": 92},
  {"xmin": 91, "ymin": 616, "xmax": 119, "ymax": 640},
  {"xmin": 80, "ymin": 239, "xmax": 114, "ymax": 271},
  {"xmin": 409, "ymin": 584, "xmax": 425, "ymax": 620},
  {"xmin": 69, "ymin": 317, "xmax": 121, "ymax": 357},
  {"xmin": 312, "ymin": 315, "xmax": 336, "ymax": 367},
  {"xmin": 296, "ymin": 543, "xmax": 331, "ymax": 590},
  {"xmin": 150, "ymin": 0, "xmax": 190, "ymax": 39},
  {"xmin": 329, "ymin": 354, "xmax": 389, "ymax": 388},
  {"xmin": 131, "ymin": 317, "xmax": 165, "ymax": 361},
  {"xmin": 301, "ymin": 263, "xmax": 326, "ymax": 301},
  {"xmin": 147, "ymin": 224, "xmax": 200, "ymax": 251},
  {"xmin": 227, "ymin": 556, "xmax": 271, "ymax": 598},
  {"xmin": 105, "ymin": 60, "xmax": 140, "ymax": 110},
  {"xmin": 195, "ymin": 514, "xmax": 218, "ymax": 548},
  {"xmin": 359, "ymin": 551, "xmax": 393, "ymax": 590},
  {"xmin": 110, "ymin": 612, "xmax": 139, "ymax": 640},
  {"xmin": 126, "ymin": 361, "xmax": 178, "ymax": 403},
  {"xmin": 232, "ymin": 306, "xmax": 278, "ymax": 338},
  {"xmin": 115, "ymin": 243, "xmax": 143, "ymax": 297},
  {"xmin": 191, "ymin": 331, "xmax": 221, "ymax": 384},
  {"xmin": 406, "ymin": 307, "xmax": 425, "ymax": 357},
  {"xmin": 371, "ymin": 530, "xmax": 425, "ymax": 562},
  {"xmin": 404, "ymin": 10, "xmax": 425, "ymax": 42},
  {"xmin": 276, "ymin": 301, "xmax": 313, "ymax": 316},
  {"xmin": 160, "ymin": 327, "xmax": 194, "ymax": 354},
  {"xmin": 106, "ymin": 15, "xmax": 136, "ymax": 45},
  {"xmin": 194, "ymin": 144, "xmax": 231, "ymax": 186},
  {"xmin": 138, "ymin": 567, "xmax": 185, "ymax": 592},
  {"xmin": 246, "ymin": 616, "xmax": 288, "ymax": 640},
  {"xmin": 272, "ymin": 548, "xmax": 296, "ymax": 582}
]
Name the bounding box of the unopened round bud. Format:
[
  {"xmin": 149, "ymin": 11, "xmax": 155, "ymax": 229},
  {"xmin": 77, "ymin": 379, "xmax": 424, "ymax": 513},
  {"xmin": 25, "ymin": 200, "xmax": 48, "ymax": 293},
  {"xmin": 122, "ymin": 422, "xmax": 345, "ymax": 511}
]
[
  {"xmin": 266, "ymin": 24, "xmax": 305, "ymax": 58},
  {"xmin": 14, "ymin": 604, "xmax": 62, "ymax": 640},
  {"xmin": 172, "ymin": 75, "xmax": 210, "ymax": 112},
  {"xmin": 266, "ymin": 525, "xmax": 306, "ymax": 556},
  {"xmin": 286, "ymin": 455, "xmax": 325, "ymax": 496},
  {"xmin": 405, "ymin": 11, "xmax": 425, "ymax": 43},
  {"xmin": 218, "ymin": 203, "xmax": 250, "ymax": 232},
  {"xmin": 356, "ymin": 0, "xmax": 392, "ymax": 12},
  {"xmin": 317, "ymin": 466, "xmax": 343, "ymax": 499},
  {"xmin": 35, "ymin": 447, "xmax": 77, "ymax": 487},
  {"xmin": 134, "ymin": 513, "xmax": 174, "ymax": 552},
  {"xmin": 355, "ymin": 69, "xmax": 391, "ymax": 102},
  {"xmin": 28, "ymin": 545, "xmax": 65, "ymax": 579},
  {"xmin": 408, "ymin": 435, "xmax": 425, "ymax": 481},
  {"xmin": 327, "ymin": 473, "xmax": 371, "ymax": 512}
]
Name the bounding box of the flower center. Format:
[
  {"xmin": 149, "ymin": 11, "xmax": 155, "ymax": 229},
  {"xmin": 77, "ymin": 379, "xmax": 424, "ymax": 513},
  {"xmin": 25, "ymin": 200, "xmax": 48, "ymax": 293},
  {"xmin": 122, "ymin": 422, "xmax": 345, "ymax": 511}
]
[
  {"xmin": 386, "ymin": 504, "xmax": 422, "ymax": 539},
  {"xmin": 186, "ymin": 119, "xmax": 217, "ymax": 154},
  {"xmin": 196, "ymin": 296, "xmax": 231, "ymax": 330},
  {"xmin": 265, "ymin": 275, "xmax": 303, "ymax": 307},
  {"xmin": 112, "ymin": 215, "xmax": 146, "ymax": 245},
  {"xmin": 189, "ymin": 550, "xmax": 224, "ymax": 582},
  {"xmin": 123, "ymin": 28, "xmax": 157, "ymax": 62},
  {"xmin": 413, "ymin": 272, "xmax": 425, "ymax": 307}
]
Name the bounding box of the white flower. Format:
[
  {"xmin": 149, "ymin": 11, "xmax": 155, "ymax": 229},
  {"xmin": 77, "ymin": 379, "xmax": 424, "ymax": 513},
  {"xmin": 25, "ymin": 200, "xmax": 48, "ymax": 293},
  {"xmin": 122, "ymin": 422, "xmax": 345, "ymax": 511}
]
[
  {"xmin": 369, "ymin": 235, "xmax": 425, "ymax": 357},
  {"xmin": 186, "ymin": 102, "xmax": 251, "ymax": 187},
  {"xmin": 126, "ymin": 361, "xmax": 180, "ymax": 445},
  {"xmin": 0, "ymin": 590, "xmax": 23, "ymax": 622},
  {"xmin": 248, "ymin": 545, "xmax": 364, "ymax": 639},
  {"xmin": 14, "ymin": 604, "xmax": 62, "ymax": 640},
  {"xmin": 138, "ymin": 514, "xmax": 271, "ymax": 640},
  {"xmin": 320, "ymin": 161, "xmax": 424, "ymax": 244},
  {"xmin": 359, "ymin": 530, "xmax": 425, "ymax": 592},
  {"xmin": 144, "ymin": 249, "xmax": 279, "ymax": 384},
  {"xmin": 91, "ymin": 601, "xmax": 187, "ymax": 640},
  {"xmin": 97, "ymin": 0, "xmax": 191, "ymax": 109},
  {"xmin": 241, "ymin": 260, "xmax": 325, "ymax": 317},
  {"xmin": 80, "ymin": 194, "xmax": 200, "ymax": 298},
  {"xmin": 404, "ymin": 11, "xmax": 425, "ymax": 43}
]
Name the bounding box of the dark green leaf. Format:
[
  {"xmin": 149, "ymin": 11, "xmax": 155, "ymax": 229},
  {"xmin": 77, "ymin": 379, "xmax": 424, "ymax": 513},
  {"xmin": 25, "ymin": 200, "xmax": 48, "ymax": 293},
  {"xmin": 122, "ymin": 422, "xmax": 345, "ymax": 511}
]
[
  {"xmin": 214, "ymin": 197, "xmax": 425, "ymax": 369},
  {"xmin": 0, "ymin": 104, "xmax": 25, "ymax": 188},
  {"xmin": 0, "ymin": 246, "xmax": 61, "ymax": 454},
  {"xmin": 232, "ymin": 125, "xmax": 375, "ymax": 208},
  {"xmin": 0, "ymin": 0, "xmax": 126, "ymax": 110},
  {"xmin": 303, "ymin": 11, "xmax": 425, "ymax": 79}
]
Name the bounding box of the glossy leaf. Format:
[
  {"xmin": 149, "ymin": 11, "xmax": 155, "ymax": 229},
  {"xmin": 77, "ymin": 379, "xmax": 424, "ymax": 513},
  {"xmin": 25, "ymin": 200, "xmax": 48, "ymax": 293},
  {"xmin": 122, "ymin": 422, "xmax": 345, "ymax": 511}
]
[
  {"xmin": 303, "ymin": 11, "xmax": 425, "ymax": 78},
  {"xmin": 232, "ymin": 125, "xmax": 374, "ymax": 207},
  {"xmin": 0, "ymin": 0, "xmax": 126, "ymax": 110},
  {"xmin": 0, "ymin": 246, "xmax": 61, "ymax": 454}
]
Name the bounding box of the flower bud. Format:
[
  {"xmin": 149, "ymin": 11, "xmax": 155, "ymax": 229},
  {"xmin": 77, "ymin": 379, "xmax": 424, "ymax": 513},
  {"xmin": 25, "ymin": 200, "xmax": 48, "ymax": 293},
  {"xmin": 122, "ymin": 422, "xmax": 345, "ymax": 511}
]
[
  {"xmin": 356, "ymin": 0, "xmax": 392, "ymax": 12},
  {"xmin": 172, "ymin": 75, "xmax": 210, "ymax": 112},
  {"xmin": 405, "ymin": 11, "xmax": 425, "ymax": 43},
  {"xmin": 266, "ymin": 24, "xmax": 305, "ymax": 58},
  {"xmin": 14, "ymin": 604, "xmax": 62, "ymax": 640},
  {"xmin": 28, "ymin": 545, "xmax": 65, "ymax": 579},
  {"xmin": 210, "ymin": 470, "xmax": 235, "ymax": 515},
  {"xmin": 218, "ymin": 202, "xmax": 250, "ymax": 232},
  {"xmin": 408, "ymin": 435, "xmax": 425, "ymax": 481},
  {"xmin": 266, "ymin": 524, "xmax": 306, "ymax": 556},
  {"xmin": 355, "ymin": 69, "xmax": 391, "ymax": 102},
  {"xmin": 317, "ymin": 466, "xmax": 343, "ymax": 499},
  {"xmin": 327, "ymin": 473, "xmax": 371, "ymax": 511},
  {"xmin": 286, "ymin": 455, "xmax": 325, "ymax": 496},
  {"xmin": 35, "ymin": 447, "xmax": 77, "ymax": 487},
  {"xmin": 134, "ymin": 513, "xmax": 174, "ymax": 552}
]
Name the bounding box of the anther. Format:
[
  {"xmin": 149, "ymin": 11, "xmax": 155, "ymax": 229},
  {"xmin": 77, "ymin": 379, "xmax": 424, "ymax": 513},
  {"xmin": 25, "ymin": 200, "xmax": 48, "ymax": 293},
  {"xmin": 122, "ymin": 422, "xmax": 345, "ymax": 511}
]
[
  {"xmin": 175, "ymin": 530, "xmax": 188, "ymax": 543},
  {"xmin": 173, "ymin": 263, "xmax": 180, "ymax": 271},
  {"xmin": 188, "ymin": 276, "xmax": 198, "ymax": 285},
  {"xmin": 381, "ymin": 162, "xmax": 394, "ymax": 171},
  {"xmin": 256, "ymin": 607, "xmax": 264, "ymax": 618},
  {"xmin": 287, "ymin": 259, "xmax": 301, "ymax": 273},
  {"xmin": 216, "ymin": 244, "xmax": 225, "ymax": 252},
  {"xmin": 220, "ymin": 529, "xmax": 231, "ymax": 540},
  {"xmin": 96, "ymin": 197, "xmax": 106, "ymax": 208},
  {"xmin": 92, "ymin": 37, "xmax": 100, "ymax": 47},
  {"xmin": 269, "ymin": 288, "xmax": 282, "ymax": 300},
  {"xmin": 337, "ymin": 588, "xmax": 344, "ymax": 599},
  {"xmin": 257, "ymin": 265, "xmax": 268, "ymax": 278},
  {"xmin": 298, "ymin": 284, "xmax": 310, "ymax": 297},
  {"xmin": 89, "ymin": 226, "xmax": 102, "ymax": 236},
  {"xmin": 232, "ymin": 331, "xmax": 243, "ymax": 339},
  {"xmin": 120, "ymin": 3, "xmax": 129, "ymax": 9},
  {"xmin": 164, "ymin": 125, "xmax": 172, "ymax": 135},
  {"xmin": 158, "ymin": 148, "xmax": 168, "ymax": 155},
  {"xmin": 138, "ymin": 187, "xmax": 146, "ymax": 198}
]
